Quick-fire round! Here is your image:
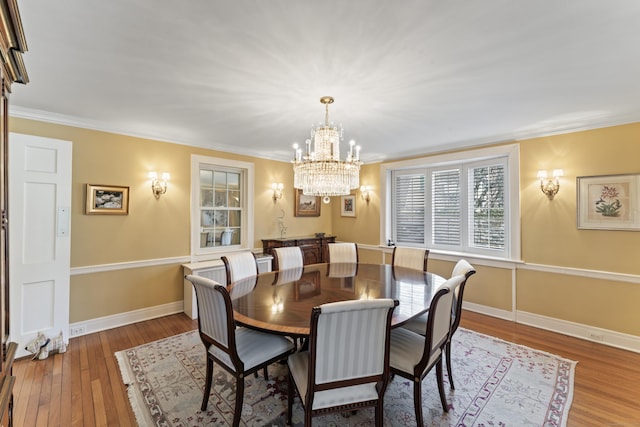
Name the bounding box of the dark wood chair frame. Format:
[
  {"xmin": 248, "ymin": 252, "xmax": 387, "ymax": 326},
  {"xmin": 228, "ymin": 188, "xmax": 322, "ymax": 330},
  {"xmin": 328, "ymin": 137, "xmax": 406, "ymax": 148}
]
[
  {"xmin": 272, "ymin": 246, "xmax": 304, "ymax": 271},
  {"xmin": 391, "ymin": 246, "xmax": 430, "ymax": 272},
  {"xmin": 192, "ymin": 281, "xmax": 295, "ymax": 427},
  {"xmin": 287, "ymin": 300, "xmax": 398, "ymax": 426},
  {"xmin": 445, "ymin": 268, "xmax": 476, "ymax": 389},
  {"xmin": 326, "ymin": 242, "xmax": 359, "ymax": 263},
  {"xmin": 390, "ymin": 285, "xmax": 451, "ymax": 426},
  {"xmin": 221, "ymin": 251, "xmax": 259, "ymax": 286}
]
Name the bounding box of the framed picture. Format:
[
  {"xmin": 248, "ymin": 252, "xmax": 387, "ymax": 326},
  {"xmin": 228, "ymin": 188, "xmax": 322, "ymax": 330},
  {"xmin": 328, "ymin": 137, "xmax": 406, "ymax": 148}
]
[
  {"xmin": 85, "ymin": 184, "xmax": 130, "ymax": 215},
  {"xmin": 577, "ymin": 173, "xmax": 640, "ymax": 230},
  {"xmin": 294, "ymin": 189, "xmax": 321, "ymax": 217},
  {"xmin": 340, "ymin": 194, "xmax": 356, "ymax": 217}
]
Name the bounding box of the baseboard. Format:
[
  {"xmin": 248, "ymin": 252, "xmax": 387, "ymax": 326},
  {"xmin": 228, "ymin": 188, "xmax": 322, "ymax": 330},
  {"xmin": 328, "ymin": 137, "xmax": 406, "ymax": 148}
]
[
  {"xmin": 516, "ymin": 310, "xmax": 640, "ymax": 354},
  {"xmin": 462, "ymin": 301, "xmax": 640, "ymax": 354},
  {"xmin": 68, "ymin": 301, "xmax": 184, "ymax": 338},
  {"xmin": 462, "ymin": 301, "xmax": 515, "ymax": 321}
]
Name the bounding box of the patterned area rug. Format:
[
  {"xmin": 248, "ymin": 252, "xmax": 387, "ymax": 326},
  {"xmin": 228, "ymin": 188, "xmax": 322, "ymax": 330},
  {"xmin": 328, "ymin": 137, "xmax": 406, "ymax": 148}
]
[{"xmin": 115, "ymin": 327, "xmax": 575, "ymax": 426}]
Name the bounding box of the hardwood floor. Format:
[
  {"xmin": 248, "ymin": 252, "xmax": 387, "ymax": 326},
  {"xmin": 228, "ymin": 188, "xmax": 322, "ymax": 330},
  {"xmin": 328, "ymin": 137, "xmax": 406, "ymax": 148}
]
[{"xmin": 11, "ymin": 311, "xmax": 640, "ymax": 426}]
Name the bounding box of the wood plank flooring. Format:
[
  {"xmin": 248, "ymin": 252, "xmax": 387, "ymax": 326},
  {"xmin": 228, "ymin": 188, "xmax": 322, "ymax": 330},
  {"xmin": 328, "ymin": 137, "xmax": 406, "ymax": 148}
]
[{"xmin": 11, "ymin": 311, "xmax": 640, "ymax": 426}]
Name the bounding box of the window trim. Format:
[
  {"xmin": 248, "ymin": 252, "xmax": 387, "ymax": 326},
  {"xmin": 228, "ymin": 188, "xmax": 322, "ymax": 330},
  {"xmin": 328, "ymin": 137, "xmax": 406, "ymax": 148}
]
[
  {"xmin": 380, "ymin": 144, "xmax": 520, "ymax": 261},
  {"xmin": 190, "ymin": 154, "xmax": 254, "ymax": 262}
]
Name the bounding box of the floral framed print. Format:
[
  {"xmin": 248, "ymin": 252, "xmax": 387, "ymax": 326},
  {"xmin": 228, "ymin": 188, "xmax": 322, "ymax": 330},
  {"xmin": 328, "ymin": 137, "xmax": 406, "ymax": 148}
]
[
  {"xmin": 85, "ymin": 184, "xmax": 130, "ymax": 215},
  {"xmin": 340, "ymin": 194, "xmax": 356, "ymax": 217},
  {"xmin": 577, "ymin": 173, "xmax": 640, "ymax": 230},
  {"xmin": 294, "ymin": 189, "xmax": 321, "ymax": 217}
]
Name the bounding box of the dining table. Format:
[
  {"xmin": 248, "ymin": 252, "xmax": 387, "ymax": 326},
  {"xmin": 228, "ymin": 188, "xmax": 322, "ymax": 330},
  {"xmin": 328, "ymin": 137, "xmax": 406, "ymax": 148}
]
[{"xmin": 229, "ymin": 262, "xmax": 447, "ymax": 337}]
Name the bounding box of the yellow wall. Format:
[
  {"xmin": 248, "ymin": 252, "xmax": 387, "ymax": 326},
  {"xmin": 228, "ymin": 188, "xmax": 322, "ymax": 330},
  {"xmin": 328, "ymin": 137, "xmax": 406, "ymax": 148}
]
[
  {"xmin": 10, "ymin": 116, "xmax": 640, "ymax": 338},
  {"xmin": 10, "ymin": 117, "xmax": 331, "ymax": 322},
  {"xmin": 332, "ymin": 122, "xmax": 640, "ymax": 337}
]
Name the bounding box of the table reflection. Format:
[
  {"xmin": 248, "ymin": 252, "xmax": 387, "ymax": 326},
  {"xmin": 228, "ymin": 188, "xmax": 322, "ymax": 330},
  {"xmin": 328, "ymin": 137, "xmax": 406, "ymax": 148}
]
[{"xmin": 230, "ymin": 263, "xmax": 446, "ymax": 336}]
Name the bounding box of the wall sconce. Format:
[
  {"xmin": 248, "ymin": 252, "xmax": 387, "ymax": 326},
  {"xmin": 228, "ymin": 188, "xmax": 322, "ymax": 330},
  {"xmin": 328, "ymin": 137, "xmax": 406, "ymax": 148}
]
[
  {"xmin": 360, "ymin": 185, "xmax": 371, "ymax": 203},
  {"xmin": 537, "ymin": 169, "xmax": 563, "ymax": 200},
  {"xmin": 149, "ymin": 171, "xmax": 170, "ymax": 199},
  {"xmin": 271, "ymin": 182, "xmax": 283, "ymax": 202}
]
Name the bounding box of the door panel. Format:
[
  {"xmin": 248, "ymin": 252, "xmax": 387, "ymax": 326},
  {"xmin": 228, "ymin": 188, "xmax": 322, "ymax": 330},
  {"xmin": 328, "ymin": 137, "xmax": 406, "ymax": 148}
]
[{"xmin": 9, "ymin": 133, "xmax": 72, "ymax": 358}]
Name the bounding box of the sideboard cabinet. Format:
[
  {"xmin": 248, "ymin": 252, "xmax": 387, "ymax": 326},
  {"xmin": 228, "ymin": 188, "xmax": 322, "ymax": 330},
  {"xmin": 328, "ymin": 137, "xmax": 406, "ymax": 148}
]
[{"xmin": 262, "ymin": 235, "xmax": 336, "ymax": 268}]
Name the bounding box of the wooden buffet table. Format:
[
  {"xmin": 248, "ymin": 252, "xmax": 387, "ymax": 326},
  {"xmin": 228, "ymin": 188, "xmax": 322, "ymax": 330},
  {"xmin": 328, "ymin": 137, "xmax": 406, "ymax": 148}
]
[{"xmin": 262, "ymin": 235, "xmax": 336, "ymax": 268}]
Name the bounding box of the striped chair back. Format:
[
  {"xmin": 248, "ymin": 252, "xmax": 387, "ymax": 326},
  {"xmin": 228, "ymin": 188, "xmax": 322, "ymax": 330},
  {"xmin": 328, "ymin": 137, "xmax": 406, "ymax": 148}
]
[
  {"xmin": 221, "ymin": 251, "xmax": 259, "ymax": 285},
  {"xmin": 310, "ymin": 298, "xmax": 397, "ymax": 385},
  {"xmin": 327, "ymin": 242, "xmax": 358, "ymax": 263},
  {"xmin": 391, "ymin": 246, "xmax": 429, "ymax": 271},
  {"xmin": 423, "ymin": 275, "xmax": 464, "ymax": 363},
  {"xmin": 186, "ymin": 275, "xmax": 233, "ymax": 359},
  {"xmin": 273, "ymin": 247, "xmax": 304, "ymax": 271}
]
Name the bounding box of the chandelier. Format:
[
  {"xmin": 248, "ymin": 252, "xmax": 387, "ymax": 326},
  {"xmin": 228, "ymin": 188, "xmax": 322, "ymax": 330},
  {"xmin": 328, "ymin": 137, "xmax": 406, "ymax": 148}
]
[{"xmin": 292, "ymin": 96, "xmax": 362, "ymax": 197}]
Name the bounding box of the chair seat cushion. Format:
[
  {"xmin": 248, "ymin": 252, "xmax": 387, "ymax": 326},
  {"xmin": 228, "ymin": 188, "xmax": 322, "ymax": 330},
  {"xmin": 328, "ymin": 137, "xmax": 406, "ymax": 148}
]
[
  {"xmin": 211, "ymin": 327, "xmax": 294, "ymax": 372},
  {"xmin": 389, "ymin": 327, "xmax": 440, "ymax": 374},
  {"xmin": 288, "ymin": 351, "xmax": 379, "ymax": 410},
  {"xmin": 399, "ymin": 314, "xmax": 427, "ymax": 335}
]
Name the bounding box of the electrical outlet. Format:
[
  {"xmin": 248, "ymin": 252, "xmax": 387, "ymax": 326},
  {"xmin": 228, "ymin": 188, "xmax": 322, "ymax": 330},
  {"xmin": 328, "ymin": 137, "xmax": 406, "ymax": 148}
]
[
  {"xmin": 70, "ymin": 325, "xmax": 86, "ymax": 337},
  {"xmin": 586, "ymin": 330, "xmax": 604, "ymax": 341}
]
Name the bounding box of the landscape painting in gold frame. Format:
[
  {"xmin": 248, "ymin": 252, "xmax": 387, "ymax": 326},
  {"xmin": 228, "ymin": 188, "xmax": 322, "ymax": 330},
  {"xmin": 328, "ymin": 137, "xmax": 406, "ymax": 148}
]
[
  {"xmin": 294, "ymin": 189, "xmax": 320, "ymax": 217},
  {"xmin": 85, "ymin": 184, "xmax": 130, "ymax": 215}
]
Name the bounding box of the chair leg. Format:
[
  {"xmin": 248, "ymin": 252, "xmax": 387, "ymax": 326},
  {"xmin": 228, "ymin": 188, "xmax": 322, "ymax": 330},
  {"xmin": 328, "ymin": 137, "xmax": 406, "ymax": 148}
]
[
  {"xmin": 201, "ymin": 356, "xmax": 214, "ymax": 411},
  {"xmin": 413, "ymin": 379, "xmax": 424, "ymax": 427},
  {"xmin": 435, "ymin": 359, "xmax": 449, "ymax": 413},
  {"xmin": 287, "ymin": 370, "xmax": 294, "ymax": 425},
  {"xmin": 375, "ymin": 400, "xmax": 384, "ymax": 427},
  {"xmin": 232, "ymin": 375, "xmax": 244, "ymax": 427},
  {"xmin": 445, "ymin": 340, "xmax": 455, "ymax": 390},
  {"xmin": 263, "ymin": 366, "xmax": 269, "ymax": 380}
]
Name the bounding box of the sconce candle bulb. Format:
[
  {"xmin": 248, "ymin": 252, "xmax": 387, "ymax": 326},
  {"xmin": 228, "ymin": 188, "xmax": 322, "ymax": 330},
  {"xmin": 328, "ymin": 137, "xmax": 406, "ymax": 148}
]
[
  {"xmin": 537, "ymin": 169, "xmax": 563, "ymax": 200},
  {"xmin": 360, "ymin": 185, "xmax": 371, "ymax": 203},
  {"xmin": 271, "ymin": 182, "xmax": 284, "ymax": 202},
  {"xmin": 149, "ymin": 171, "xmax": 170, "ymax": 199}
]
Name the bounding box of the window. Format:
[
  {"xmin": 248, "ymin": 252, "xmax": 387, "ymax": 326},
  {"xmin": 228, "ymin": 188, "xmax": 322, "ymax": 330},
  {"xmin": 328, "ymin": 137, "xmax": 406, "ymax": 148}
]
[
  {"xmin": 191, "ymin": 155, "xmax": 254, "ymax": 261},
  {"xmin": 384, "ymin": 145, "xmax": 519, "ymax": 260}
]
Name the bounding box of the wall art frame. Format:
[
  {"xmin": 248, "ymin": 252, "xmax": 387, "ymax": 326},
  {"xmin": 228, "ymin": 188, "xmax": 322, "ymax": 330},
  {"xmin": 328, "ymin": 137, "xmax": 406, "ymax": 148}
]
[
  {"xmin": 85, "ymin": 184, "xmax": 130, "ymax": 215},
  {"xmin": 294, "ymin": 189, "xmax": 321, "ymax": 217},
  {"xmin": 340, "ymin": 194, "xmax": 356, "ymax": 217},
  {"xmin": 577, "ymin": 173, "xmax": 640, "ymax": 230}
]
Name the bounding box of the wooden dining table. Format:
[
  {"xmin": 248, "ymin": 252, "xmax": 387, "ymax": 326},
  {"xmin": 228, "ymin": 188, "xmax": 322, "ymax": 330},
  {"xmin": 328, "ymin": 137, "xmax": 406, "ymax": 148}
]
[{"xmin": 229, "ymin": 263, "xmax": 446, "ymax": 337}]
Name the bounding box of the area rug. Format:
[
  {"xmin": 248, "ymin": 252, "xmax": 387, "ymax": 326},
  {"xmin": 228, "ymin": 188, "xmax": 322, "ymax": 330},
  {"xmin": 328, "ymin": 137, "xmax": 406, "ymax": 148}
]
[{"xmin": 115, "ymin": 327, "xmax": 576, "ymax": 426}]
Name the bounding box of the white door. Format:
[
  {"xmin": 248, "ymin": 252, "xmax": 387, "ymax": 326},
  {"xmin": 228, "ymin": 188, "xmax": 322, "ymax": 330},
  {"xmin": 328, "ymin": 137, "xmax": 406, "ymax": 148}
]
[{"xmin": 9, "ymin": 133, "xmax": 72, "ymax": 358}]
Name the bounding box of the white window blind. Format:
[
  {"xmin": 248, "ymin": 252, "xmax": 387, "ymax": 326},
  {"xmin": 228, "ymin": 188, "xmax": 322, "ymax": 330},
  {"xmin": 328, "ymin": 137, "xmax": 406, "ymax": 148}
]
[
  {"xmin": 432, "ymin": 168, "xmax": 461, "ymax": 246},
  {"xmin": 393, "ymin": 171, "xmax": 426, "ymax": 244},
  {"xmin": 388, "ymin": 152, "xmax": 511, "ymax": 258}
]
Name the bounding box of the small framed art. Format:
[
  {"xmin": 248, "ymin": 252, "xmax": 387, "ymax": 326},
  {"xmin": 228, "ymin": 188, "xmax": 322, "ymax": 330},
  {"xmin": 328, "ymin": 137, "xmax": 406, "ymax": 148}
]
[
  {"xmin": 577, "ymin": 173, "xmax": 640, "ymax": 230},
  {"xmin": 294, "ymin": 189, "xmax": 321, "ymax": 217},
  {"xmin": 340, "ymin": 194, "xmax": 356, "ymax": 217},
  {"xmin": 85, "ymin": 184, "xmax": 130, "ymax": 215}
]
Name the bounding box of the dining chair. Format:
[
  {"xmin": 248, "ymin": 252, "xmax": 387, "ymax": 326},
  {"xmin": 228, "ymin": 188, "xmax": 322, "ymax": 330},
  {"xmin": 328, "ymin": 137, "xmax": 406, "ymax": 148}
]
[
  {"xmin": 391, "ymin": 246, "xmax": 429, "ymax": 271},
  {"xmin": 287, "ymin": 298, "xmax": 399, "ymax": 426},
  {"xmin": 327, "ymin": 242, "xmax": 358, "ymax": 263},
  {"xmin": 185, "ymin": 274, "xmax": 296, "ymax": 427},
  {"xmin": 399, "ymin": 259, "xmax": 476, "ymax": 389},
  {"xmin": 272, "ymin": 246, "xmax": 304, "ymax": 271},
  {"xmin": 389, "ymin": 274, "xmax": 465, "ymax": 425},
  {"xmin": 221, "ymin": 251, "xmax": 259, "ymax": 286},
  {"xmin": 444, "ymin": 259, "xmax": 476, "ymax": 389}
]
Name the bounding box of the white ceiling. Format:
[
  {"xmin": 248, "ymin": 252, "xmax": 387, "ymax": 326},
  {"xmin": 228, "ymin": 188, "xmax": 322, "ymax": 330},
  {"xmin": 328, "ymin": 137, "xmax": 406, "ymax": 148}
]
[{"xmin": 10, "ymin": 1, "xmax": 640, "ymax": 163}]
